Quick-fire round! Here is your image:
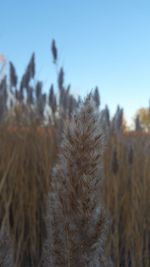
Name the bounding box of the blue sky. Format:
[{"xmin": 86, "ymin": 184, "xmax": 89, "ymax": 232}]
[{"xmin": 0, "ymin": 0, "xmax": 150, "ymax": 125}]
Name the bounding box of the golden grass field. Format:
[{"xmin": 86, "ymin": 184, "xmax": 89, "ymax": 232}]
[
  {"xmin": 0, "ymin": 123, "xmax": 149, "ymax": 266},
  {"xmin": 103, "ymin": 132, "xmax": 150, "ymax": 267}
]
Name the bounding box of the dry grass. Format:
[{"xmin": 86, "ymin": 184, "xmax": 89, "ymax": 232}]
[
  {"xmin": 0, "ymin": 123, "xmax": 56, "ymax": 266},
  {"xmin": 0, "ymin": 119, "xmax": 149, "ymax": 266},
  {"xmin": 47, "ymin": 99, "xmax": 108, "ymax": 266},
  {"xmin": 103, "ymin": 132, "xmax": 150, "ymax": 267},
  {"xmin": 1, "ymin": 41, "xmax": 149, "ymax": 266}
]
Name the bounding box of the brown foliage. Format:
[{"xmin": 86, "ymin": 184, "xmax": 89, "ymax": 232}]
[
  {"xmin": 103, "ymin": 132, "xmax": 150, "ymax": 267},
  {"xmin": 0, "ymin": 124, "xmax": 56, "ymax": 266},
  {"xmin": 0, "ymin": 118, "xmax": 149, "ymax": 266}
]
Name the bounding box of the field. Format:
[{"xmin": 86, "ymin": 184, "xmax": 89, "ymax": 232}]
[
  {"xmin": 103, "ymin": 132, "xmax": 150, "ymax": 267},
  {"xmin": 0, "ymin": 46, "xmax": 149, "ymax": 266},
  {"xmin": 0, "ymin": 122, "xmax": 149, "ymax": 267}
]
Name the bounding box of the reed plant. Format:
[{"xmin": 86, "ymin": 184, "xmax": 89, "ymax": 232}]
[
  {"xmin": 42, "ymin": 96, "xmax": 110, "ymax": 267},
  {"xmin": 0, "ymin": 41, "xmax": 149, "ymax": 267},
  {"xmin": 103, "ymin": 132, "xmax": 150, "ymax": 267},
  {"xmin": 0, "ymin": 121, "xmax": 56, "ymax": 267}
]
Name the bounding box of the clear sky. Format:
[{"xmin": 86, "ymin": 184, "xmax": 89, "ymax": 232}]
[{"xmin": 0, "ymin": 0, "xmax": 150, "ymax": 125}]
